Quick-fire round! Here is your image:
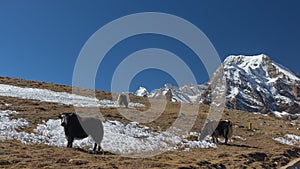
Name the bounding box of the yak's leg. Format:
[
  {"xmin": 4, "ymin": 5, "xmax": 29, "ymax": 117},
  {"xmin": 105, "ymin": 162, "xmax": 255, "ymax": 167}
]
[
  {"xmin": 212, "ymin": 136, "xmax": 216, "ymax": 143},
  {"xmin": 97, "ymin": 145, "xmax": 102, "ymax": 154},
  {"xmin": 224, "ymin": 129, "xmax": 229, "ymax": 144},
  {"xmin": 93, "ymin": 143, "xmax": 97, "ymax": 152},
  {"xmin": 92, "ymin": 143, "xmax": 102, "ymax": 154},
  {"xmin": 87, "ymin": 143, "xmax": 98, "ymax": 154},
  {"xmin": 224, "ymin": 137, "xmax": 229, "ymax": 144},
  {"xmin": 67, "ymin": 137, "xmax": 74, "ymax": 148},
  {"xmin": 212, "ymin": 136, "xmax": 218, "ymax": 144}
]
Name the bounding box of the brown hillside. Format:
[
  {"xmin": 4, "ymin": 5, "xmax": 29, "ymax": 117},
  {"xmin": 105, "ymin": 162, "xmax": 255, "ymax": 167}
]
[{"xmin": 1, "ymin": 76, "xmax": 300, "ymax": 168}]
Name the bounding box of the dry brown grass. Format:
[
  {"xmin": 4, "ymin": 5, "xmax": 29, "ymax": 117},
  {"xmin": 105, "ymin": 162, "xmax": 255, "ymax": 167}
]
[{"xmin": 1, "ymin": 76, "xmax": 300, "ymax": 168}]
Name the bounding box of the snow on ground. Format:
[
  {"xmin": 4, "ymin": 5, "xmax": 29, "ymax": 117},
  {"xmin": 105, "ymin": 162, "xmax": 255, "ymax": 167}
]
[
  {"xmin": 0, "ymin": 110, "xmax": 29, "ymax": 141},
  {"xmin": 0, "ymin": 84, "xmax": 143, "ymax": 108},
  {"xmin": 271, "ymin": 111, "xmax": 290, "ymax": 118},
  {"xmin": 0, "ymin": 110, "xmax": 217, "ymax": 156},
  {"xmin": 232, "ymin": 135, "xmax": 247, "ymax": 141},
  {"xmin": 273, "ymin": 134, "xmax": 300, "ymax": 146}
]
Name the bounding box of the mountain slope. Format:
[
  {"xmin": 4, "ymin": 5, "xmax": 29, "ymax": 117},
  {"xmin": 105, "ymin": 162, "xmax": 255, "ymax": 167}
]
[
  {"xmin": 147, "ymin": 83, "xmax": 207, "ymax": 103},
  {"xmin": 1, "ymin": 76, "xmax": 300, "ymax": 168},
  {"xmin": 222, "ymin": 54, "xmax": 300, "ymax": 114},
  {"xmin": 135, "ymin": 86, "xmax": 148, "ymax": 97},
  {"xmin": 144, "ymin": 54, "xmax": 300, "ymax": 115}
]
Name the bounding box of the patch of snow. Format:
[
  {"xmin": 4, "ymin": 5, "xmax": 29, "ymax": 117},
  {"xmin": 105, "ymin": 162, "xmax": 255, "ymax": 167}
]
[
  {"xmin": 189, "ymin": 132, "xmax": 198, "ymax": 136},
  {"xmin": 188, "ymin": 96, "xmax": 199, "ymax": 103},
  {"xmin": 5, "ymin": 103, "xmax": 12, "ymax": 107},
  {"xmin": 273, "ymin": 134, "xmax": 300, "ymax": 146},
  {"xmin": 0, "ymin": 110, "xmax": 217, "ymax": 156},
  {"xmin": 183, "ymin": 139, "xmax": 217, "ymax": 149},
  {"xmin": 275, "ymin": 95, "xmax": 293, "ymax": 106},
  {"xmin": 286, "ymin": 134, "xmax": 300, "ymax": 142},
  {"xmin": 227, "ymin": 87, "xmax": 239, "ymax": 99},
  {"xmin": 0, "ymin": 110, "xmax": 30, "ymax": 141},
  {"xmin": 232, "ymin": 135, "xmax": 247, "ymax": 141},
  {"xmin": 0, "ymin": 84, "xmax": 143, "ymax": 108},
  {"xmin": 183, "ymin": 148, "xmax": 191, "ymax": 152},
  {"xmin": 273, "ymin": 137, "xmax": 295, "ymax": 146},
  {"xmin": 268, "ymin": 77, "xmax": 279, "ymax": 83},
  {"xmin": 272, "ymin": 111, "xmax": 290, "ymax": 118}
]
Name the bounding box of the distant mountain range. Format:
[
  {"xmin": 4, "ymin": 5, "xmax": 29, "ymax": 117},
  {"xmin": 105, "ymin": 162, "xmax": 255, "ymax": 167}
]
[{"xmin": 136, "ymin": 54, "xmax": 300, "ymax": 115}]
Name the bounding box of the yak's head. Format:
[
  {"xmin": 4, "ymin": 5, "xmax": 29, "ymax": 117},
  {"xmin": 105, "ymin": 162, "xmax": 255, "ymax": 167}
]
[{"xmin": 58, "ymin": 112, "xmax": 75, "ymax": 127}]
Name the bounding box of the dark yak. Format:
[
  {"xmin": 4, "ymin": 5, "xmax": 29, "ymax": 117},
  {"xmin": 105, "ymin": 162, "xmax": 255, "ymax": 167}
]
[
  {"xmin": 199, "ymin": 120, "xmax": 233, "ymax": 144},
  {"xmin": 59, "ymin": 112, "xmax": 104, "ymax": 152}
]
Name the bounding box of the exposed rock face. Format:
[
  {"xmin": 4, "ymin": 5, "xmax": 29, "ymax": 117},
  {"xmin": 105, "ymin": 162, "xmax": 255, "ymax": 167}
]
[
  {"xmin": 201, "ymin": 54, "xmax": 300, "ymax": 114},
  {"xmin": 135, "ymin": 86, "xmax": 149, "ymax": 97},
  {"xmin": 136, "ymin": 54, "xmax": 300, "ymax": 115},
  {"xmin": 148, "ymin": 83, "xmax": 208, "ymax": 103}
]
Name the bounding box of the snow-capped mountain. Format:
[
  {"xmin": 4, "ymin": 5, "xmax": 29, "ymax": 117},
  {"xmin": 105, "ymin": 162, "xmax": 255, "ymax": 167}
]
[
  {"xmin": 202, "ymin": 54, "xmax": 300, "ymax": 114},
  {"xmin": 135, "ymin": 86, "xmax": 149, "ymax": 97},
  {"xmin": 143, "ymin": 83, "xmax": 207, "ymax": 103},
  {"xmin": 140, "ymin": 54, "xmax": 300, "ymax": 115},
  {"xmin": 226, "ymin": 54, "xmax": 299, "ymax": 113}
]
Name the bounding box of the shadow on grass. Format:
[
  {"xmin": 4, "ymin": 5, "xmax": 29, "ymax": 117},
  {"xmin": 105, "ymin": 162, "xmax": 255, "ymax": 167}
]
[
  {"xmin": 75, "ymin": 147, "xmax": 116, "ymax": 155},
  {"xmin": 226, "ymin": 143, "xmax": 259, "ymax": 149}
]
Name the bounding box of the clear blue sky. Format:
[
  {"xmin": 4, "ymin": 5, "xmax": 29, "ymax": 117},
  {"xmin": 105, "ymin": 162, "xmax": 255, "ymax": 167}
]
[{"xmin": 0, "ymin": 1, "xmax": 299, "ymax": 92}]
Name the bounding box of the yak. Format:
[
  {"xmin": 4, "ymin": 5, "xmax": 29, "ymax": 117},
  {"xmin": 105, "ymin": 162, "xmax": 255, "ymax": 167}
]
[
  {"xmin": 117, "ymin": 94, "xmax": 128, "ymax": 108},
  {"xmin": 59, "ymin": 112, "xmax": 103, "ymax": 153},
  {"xmin": 199, "ymin": 120, "xmax": 233, "ymax": 144}
]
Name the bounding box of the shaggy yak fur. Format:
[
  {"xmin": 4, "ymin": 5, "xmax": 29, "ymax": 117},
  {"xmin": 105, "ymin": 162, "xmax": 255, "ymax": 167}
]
[
  {"xmin": 59, "ymin": 112, "xmax": 103, "ymax": 152},
  {"xmin": 199, "ymin": 120, "xmax": 233, "ymax": 144},
  {"xmin": 117, "ymin": 94, "xmax": 128, "ymax": 108}
]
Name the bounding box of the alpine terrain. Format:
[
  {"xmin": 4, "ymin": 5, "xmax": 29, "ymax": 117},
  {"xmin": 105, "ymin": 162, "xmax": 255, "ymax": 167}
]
[
  {"xmin": 1, "ymin": 54, "xmax": 300, "ymax": 168},
  {"xmin": 145, "ymin": 54, "xmax": 300, "ymax": 116}
]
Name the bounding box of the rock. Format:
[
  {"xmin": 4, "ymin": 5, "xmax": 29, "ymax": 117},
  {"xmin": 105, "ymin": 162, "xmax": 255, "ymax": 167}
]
[
  {"xmin": 56, "ymin": 158, "xmax": 68, "ymax": 164},
  {"xmin": 248, "ymin": 152, "xmax": 268, "ymax": 162},
  {"xmin": 197, "ymin": 161, "xmax": 211, "ymax": 166},
  {"xmin": 0, "ymin": 160, "xmax": 11, "ymax": 165},
  {"xmin": 68, "ymin": 159, "xmax": 88, "ymax": 165}
]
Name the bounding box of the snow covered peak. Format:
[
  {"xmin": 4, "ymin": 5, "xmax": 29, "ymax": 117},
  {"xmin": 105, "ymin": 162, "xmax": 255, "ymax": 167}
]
[
  {"xmin": 164, "ymin": 83, "xmax": 179, "ymax": 90},
  {"xmin": 135, "ymin": 86, "xmax": 149, "ymax": 97},
  {"xmin": 224, "ymin": 54, "xmax": 271, "ymax": 78},
  {"xmin": 219, "ymin": 54, "xmax": 300, "ymax": 114},
  {"xmin": 148, "ymin": 83, "xmax": 207, "ymax": 103},
  {"xmin": 224, "ymin": 54, "xmax": 269, "ymax": 65},
  {"xmin": 136, "ymin": 54, "xmax": 299, "ymax": 116},
  {"xmin": 223, "ymin": 54, "xmax": 299, "ymax": 82}
]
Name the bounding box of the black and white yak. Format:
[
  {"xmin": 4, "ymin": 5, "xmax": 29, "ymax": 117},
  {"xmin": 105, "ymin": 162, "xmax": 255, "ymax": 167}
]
[{"xmin": 59, "ymin": 112, "xmax": 104, "ymax": 153}]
